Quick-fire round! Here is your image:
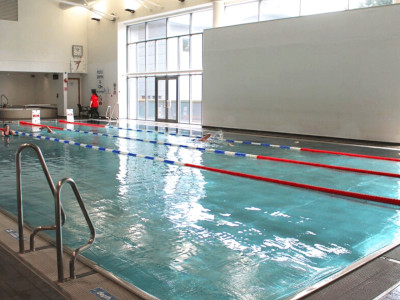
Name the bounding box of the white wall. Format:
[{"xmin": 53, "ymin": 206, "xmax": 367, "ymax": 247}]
[
  {"xmin": 0, "ymin": 0, "xmax": 88, "ymax": 115},
  {"xmin": 203, "ymin": 5, "xmax": 400, "ymax": 143},
  {"xmin": 0, "ymin": 0, "xmax": 87, "ymax": 73}
]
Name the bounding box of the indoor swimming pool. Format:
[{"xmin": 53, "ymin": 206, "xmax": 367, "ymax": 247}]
[{"xmin": 1, "ymin": 120, "xmax": 400, "ymax": 299}]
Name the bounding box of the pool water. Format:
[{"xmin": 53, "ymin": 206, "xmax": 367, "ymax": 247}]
[{"xmin": 1, "ymin": 121, "xmax": 400, "ymax": 299}]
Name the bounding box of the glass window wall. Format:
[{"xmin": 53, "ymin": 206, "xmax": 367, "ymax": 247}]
[
  {"xmin": 128, "ymin": 78, "xmax": 137, "ymax": 119},
  {"xmin": 167, "ymin": 38, "xmax": 179, "ymax": 71},
  {"xmin": 301, "ymin": 0, "xmax": 348, "ymax": 16},
  {"xmin": 191, "ymin": 34, "xmax": 202, "ymax": 70},
  {"xmin": 146, "ymin": 77, "xmax": 155, "ymax": 120},
  {"xmin": 127, "ymin": 10, "xmax": 209, "ymax": 123},
  {"xmin": 147, "ymin": 19, "xmax": 166, "ymax": 40},
  {"xmin": 192, "ymin": 10, "xmax": 213, "ymax": 33},
  {"xmin": 137, "ymin": 43, "xmax": 146, "ymax": 73},
  {"xmin": 191, "ymin": 75, "xmax": 202, "ymax": 124},
  {"xmin": 349, "ymin": 0, "xmax": 393, "ymax": 9},
  {"xmin": 260, "ymin": 0, "xmax": 300, "ymax": 21},
  {"xmin": 179, "ymin": 76, "xmax": 190, "ymax": 123},
  {"xmin": 137, "ymin": 78, "xmax": 146, "ymax": 120},
  {"xmin": 168, "ymin": 15, "xmax": 190, "ymax": 37},
  {"xmin": 128, "ymin": 23, "xmax": 145, "ymax": 43},
  {"xmin": 146, "ymin": 41, "xmax": 156, "ymax": 72},
  {"xmin": 225, "ymin": 1, "xmax": 259, "ymax": 26}
]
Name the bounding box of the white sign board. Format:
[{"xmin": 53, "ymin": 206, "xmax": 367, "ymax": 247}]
[
  {"xmin": 66, "ymin": 109, "xmax": 74, "ymax": 122},
  {"xmin": 32, "ymin": 110, "xmax": 40, "ymax": 125}
]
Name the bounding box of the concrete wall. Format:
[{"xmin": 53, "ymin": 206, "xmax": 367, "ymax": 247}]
[{"xmin": 203, "ymin": 5, "xmax": 400, "ymax": 143}]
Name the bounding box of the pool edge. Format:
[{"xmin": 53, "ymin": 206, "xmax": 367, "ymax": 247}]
[
  {"xmin": 289, "ymin": 238, "xmax": 400, "ymax": 299},
  {"xmin": 0, "ymin": 207, "xmax": 159, "ymax": 300}
]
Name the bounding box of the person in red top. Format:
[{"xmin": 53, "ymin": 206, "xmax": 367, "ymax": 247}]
[{"xmin": 89, "ymin": 89, "xmax": 100, "ymax": 119}]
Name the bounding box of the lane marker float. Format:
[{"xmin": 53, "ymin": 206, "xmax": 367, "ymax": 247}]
[
  {"xmin": 64, "ymin": 128, "xmax": 400, "ymax": 179},
  {"xmin": 15, "ymin": 130, "xmax": 400, "ymax": 206},
  {"xmin": 57, "ymin": 120, "xmax": 400, "ymax": 163},
  {"xmin": 19, "ymin": 121, "xmax": 64, "ymax": 131},
  {"xmin": 19, "ymin": 122, "xmax": 400, "ymax": 178}
]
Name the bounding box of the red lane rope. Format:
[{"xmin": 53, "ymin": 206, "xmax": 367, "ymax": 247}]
[
  {"xmin": 58, "ymin": 119, "xmax": 105, "ymax": 128},
  {"xmin": 55, "ymin": 119, "xmax": 400, "ymax": 177},
  {"xmin": 301, "ymin": 148, "xmax": 400, "ymax": 162},
  {"xmin": 57, "ymin": 119, "xmax": 400, "ymax": 162},
  {"xmin": 185, "ymin": 163, "xmax": 400, "ymax": 206},
  {"xmin": 256, "ymin": 155, "xmax": 400, "ymax": 178},
  {"xmin": 19, "ymin": 121, "xmax": 65, "ymax": 131}
]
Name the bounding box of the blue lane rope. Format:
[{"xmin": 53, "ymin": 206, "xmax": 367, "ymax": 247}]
[
  {"xmin": 15, "ymin": 130, "xmax": 400, "ymax": 179},
  {"xmin": 13, "ymin": 130, "xmax": 400, "ymax": 206},
  {"xmin": 104, "ymin": 125, "xmax": 302, "ymax": 151},
  {"xmin": 63, "ymin": 128, "xmax": 258, "ymax": 159},
  {"xmin": 15, "ymin": 131, "xmax": 186, "ymax": 166}
]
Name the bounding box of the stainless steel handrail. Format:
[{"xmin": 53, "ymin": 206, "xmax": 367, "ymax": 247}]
[
  {"xmin": 16, "ymin": 143, "xmax": 66, "ymax": 254},
  {"xmin": 55, "ymin": 177, "xmax": 95, "ymax": 282}
]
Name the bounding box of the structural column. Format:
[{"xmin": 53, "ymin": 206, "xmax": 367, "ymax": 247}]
[
  {"xmin": 62, "ymin": 72, "xmax": 68, "ymax": 117},
  {"xmin": 213, "ymin": 0, "xmax": 224, "ymax": 28}
]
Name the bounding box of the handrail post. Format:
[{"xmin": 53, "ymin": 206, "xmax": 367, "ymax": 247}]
[
  {"xmin": 55, "ymin": 178, "xmax": 95, "ymax": 281},
  {"xmin": 55, "ymin": 180, "xmax": 64, "ymax": 283},
  {"xmin": 16, "ymin": 147, "xmax": 24, "ymax": 254},
  {"xmin": 15, "ymin": 143, "xmax": 67, "ymax": 253}
]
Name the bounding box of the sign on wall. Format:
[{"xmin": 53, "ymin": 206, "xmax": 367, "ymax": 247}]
[
  {"xmin": 32, "ymin": 110, "xmax": 40, "ymax": 125},
  {"xmin": 97, "ymin": 69, "xmax": 105, "ymax": 93},
  {"xmin": 66, "ymin": 109, "xmax": 74, "ymax": 122},
  {"xmin": 70, "ymin": 58, "xmax": 86, "ymax": 73}
]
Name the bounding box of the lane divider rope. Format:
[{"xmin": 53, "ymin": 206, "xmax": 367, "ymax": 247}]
[
  {"xmin": 19, "ymin": 121, "xmax": 65, "ymax": 130},
  {"xmin": 20, "ymin": 122, "xmax": 400, "ymax": 178},
  {"xmin": 63, "ymin": 129, "xmax": 400, "ymax": 179},
  {"xmin": 14, "ymin": 130, "xmax": 400, "ymax": 207},
  {"xmin": 57, "ymin": 120, "xmax": 400, "ymax": 163}
]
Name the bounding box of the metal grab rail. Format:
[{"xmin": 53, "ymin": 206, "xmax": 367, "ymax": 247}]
[
  {"xmin": 106, "ymin": 103, "xmax": 119, "ymax": 123},
  {"xmin": 55, "ymin": 178, "xmax": 95, "ymax": 282},
  {"xmin": 16, "ymin": 143, "xmax": 66, "ymax": 254}
]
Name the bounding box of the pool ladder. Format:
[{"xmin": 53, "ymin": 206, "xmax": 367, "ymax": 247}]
[
  {"xmin": 105, "ymin": 102, "xmax": 118, "ymax": 123},
  {"xmin": 16, "ymin": 143, "xmax": 96, "ymax": 282}
]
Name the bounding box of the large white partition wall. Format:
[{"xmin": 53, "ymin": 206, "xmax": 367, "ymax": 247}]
[{"xmin": 203, "ymin": 5, "xmax": 400, "ymax": 143}]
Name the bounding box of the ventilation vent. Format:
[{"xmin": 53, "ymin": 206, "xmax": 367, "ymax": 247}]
[{"xmin": 0, "ymin": 0, "xmax": 18, "ymax": 21}]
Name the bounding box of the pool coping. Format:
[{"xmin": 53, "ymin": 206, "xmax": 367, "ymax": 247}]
[
  {"xmin": 289, "ymin": 238, "xmax": 400, "ymax": 299},
  {"xmin": 0, "ymin": 207, "xmax": 158, "ymax": 300}
]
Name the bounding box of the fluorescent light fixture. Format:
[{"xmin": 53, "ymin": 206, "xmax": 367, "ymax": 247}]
[
  {"xmin": 91, "ymin": 10, "xmax": 102, "ymax": 21},
  {"xmin": 125, "ymin": 0, "xmax": 141, "ymax": 13}
]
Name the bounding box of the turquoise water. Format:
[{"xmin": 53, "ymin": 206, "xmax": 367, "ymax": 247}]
[{"xmin": 1, "ymin": 121, "xmax": 400, "ymax": 299}]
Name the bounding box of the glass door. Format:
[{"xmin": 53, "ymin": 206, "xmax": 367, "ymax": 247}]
[{"xmin": 156, "ymin": 76, "xmax": 178, "ymax": 123}]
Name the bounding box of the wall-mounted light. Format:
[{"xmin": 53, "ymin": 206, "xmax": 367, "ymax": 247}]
[
  {"xmin": 91, "ymin": 1, "xmax": 104, "ymax": 21},
  {"xmin": 125, "ymin": 0, "xmax": 141, "ymax": 13},
  {"xmin": 50, "ymin": 0, "xmax": 117, "ymax": 21},
  {"xmin": 91, "ymin": 11, "xmax": 102, "ymax": 21}
]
